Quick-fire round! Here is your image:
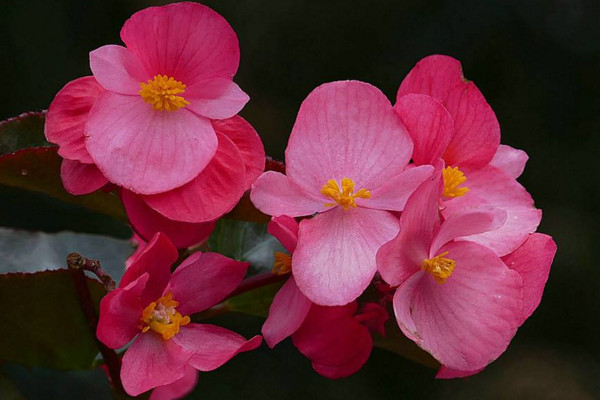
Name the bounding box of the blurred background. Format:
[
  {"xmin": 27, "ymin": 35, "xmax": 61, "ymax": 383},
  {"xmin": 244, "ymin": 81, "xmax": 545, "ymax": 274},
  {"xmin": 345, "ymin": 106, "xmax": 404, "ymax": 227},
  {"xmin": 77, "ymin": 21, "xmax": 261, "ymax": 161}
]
[{"xmin": 1, "ymin": 0, "xmax": 599, "ymax": 398}]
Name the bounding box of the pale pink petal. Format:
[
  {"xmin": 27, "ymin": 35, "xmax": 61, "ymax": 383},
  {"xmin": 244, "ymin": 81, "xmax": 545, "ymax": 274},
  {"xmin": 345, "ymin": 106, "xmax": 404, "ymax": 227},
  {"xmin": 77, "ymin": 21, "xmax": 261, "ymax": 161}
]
[
  {"xmin": 262, "ymin": 277, "xmax": 312, "ymax": 347},
  {"xmin": 85, "ymin": 92, "xmax": 217, "ymax": 194},
  {"xmin": 394, "ymin": 94, "xmax": 454, "ymax": 166},
  {"xmin": 45, "ymin": 76, "xmax": 103, "ymax": 163},
  {"xmin": 89, "ymin": 45, "xmax": 148, "ymax": 95},
  {"xmin": 169, "ymin": 252, "xmax": 248, "ymax": 315},
  {"xmin": 436, "ymin": 366, "xmax": 484, "ymax": 379},
  {"xmin": 501, "ymin": 233, "xmax": 557, "ymax": 325},
  {"xmin": 286, "ymin": 81, "xmax": 412, "ymax": 195},
  {"xmin": 121, "ymin": 332, "xmax": 191, "ymax": 397},
  {"xmin": 393, "ymin": 241, "xmax": 523, "ymax": 372},
  {"xmin": 121, "ymin": 190, "xmax": 216, "ymax": 249},
  {"xmin": 173, "ymin": 324, "xmax": 262, "ymax": 371},
  {"xmin": 212, "ymin": 116, "xmax": 265, "ymax": 188},
  {"xmin": 442, "ymin": 165, "xmax": 542, "ymax": 256},
  {"xmin": 60, "ymin": 159, "xmax": 108, "ymax": 195},
  {"xmin": 267, "ymin": 215, "xmax": 299, "ymax": 253},
  {"xmin": 185, "ymin": 79, "xmax": 249, "ymax": 119},
  {"xmin": 397, "ymin": 55, "xmax": 465, "ymax": 101},
  {"xmin": 250, "ymin": 171, "xmax": 327, "ymax": 217},
  {"xmin": 150, "ymin": 366, "xmax": 198, "ymax": 400},
  {"xmin": 292, "ymin": 303, "xmax": 372, "ymax": 379},
  {"xmin": 490, "ymin": 144, "xmax": 529, "ymax": 179},
  {"xmin": 293, "ymin": 207, "xmax": 399, "ymax": 306},
  {"xmin": 365, "ymin": 165, "xmax": 433, "ymax": 211},
  {"xmin": 376, "ymin": 172, "xmax": 442, "ymax": 286},
  {"xmin": 120, "ymin": 2, "xmax": 239, "ymax": 86},
  {"xmin": 142, "ymin": 132, "xmax": 247, "ymax": 223}
]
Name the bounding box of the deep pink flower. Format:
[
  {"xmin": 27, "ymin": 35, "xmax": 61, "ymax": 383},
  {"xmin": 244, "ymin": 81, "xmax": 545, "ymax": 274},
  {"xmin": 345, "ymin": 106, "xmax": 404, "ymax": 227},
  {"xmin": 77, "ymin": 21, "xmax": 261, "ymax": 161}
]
[
  {"xmin": 97, "ymin": 232, "xmax": 262, "ymax": 397},
  {"xmin": 395, "ymin": 55, "xmax": 541, "ymax": 256},
  {"xmin": 377, "ymin": 171, "xmax": 525, "ymax": 373},
  {"xmin": 251, "ymin": 81, "xmax": 433, "ymax": 305}
]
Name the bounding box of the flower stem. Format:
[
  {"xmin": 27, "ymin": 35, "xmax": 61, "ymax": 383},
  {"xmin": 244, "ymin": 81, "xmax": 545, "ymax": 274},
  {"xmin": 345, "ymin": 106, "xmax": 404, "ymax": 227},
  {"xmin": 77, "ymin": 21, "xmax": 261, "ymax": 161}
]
[
  {"xmin": 67, "ymin": 252, "xmax": 116, "ymax": 290},
  {"xmin": 227, "ymin": 271, "xmax": 287, "ymax": 298}
]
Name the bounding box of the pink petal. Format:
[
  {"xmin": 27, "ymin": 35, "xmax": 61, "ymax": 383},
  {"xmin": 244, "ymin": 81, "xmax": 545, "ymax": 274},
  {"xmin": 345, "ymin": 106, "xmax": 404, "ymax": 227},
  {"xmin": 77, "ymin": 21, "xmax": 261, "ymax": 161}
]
[
  {"xmin": 262, "ymin": 277, "xmax": 312, "ymax": 347},
  {"xmin": 394, "ymin": 94, "xmax": 454, "ymax": 166},
  {"xmin": 45, "ymin": 76, "xmax": 103, "ymax": 163},
  {"xmin": 267, "ymin": 215, "xmax": 299, "ymax": 253},
  {"xmin": 97, "ymin": 273, "xmax": 148, "ymax": 349},
  {"xmin": 121, "ymin": 190, "xmax": 216, "ymax": 249},
  {"xmin": 436, "ymin": 366, "xmax": 484, "ymax": 379},
  {"xmin": 85, "ymin": 92, "xmax": 217, "ymax": 194},
  {"xmin": 442, "ymin": 165, "xmax": 542, "ymax": 256},
  {"xmin": 120, "ymin": 232, "xmax": 178, "ymax": 304},
  {"xmin": 376, "ymin": 172, "xmax": 442, "ymax": 286},
  {"xmin": 212, "ymin": 116, "xmax": 265, "ymax": 188},
  {"xmin": 169, "ymin": 252, "xmax": 248, "ymax": 315},
  {"xmin": 365, "ymin": 165, "xmax": 434, "ymax": 211},
  {"xmin": 185, "ymin": 79, "xmax": 249, "ymax": 120},
  {"xmin": 250, "ymin": 171, "xmax": 327, "ymax": 217},
  {"xmin": 173, "ymin": 324, "xmax": 262, "ymax": 371},
  {"xmin": 142, "ymin": 132, "xmax": 247, "ymax": 222},
  {"xmin": 501, "ymin": 233, "xmax": 557, "ymax": 325},
  {"xmin": 121, "ymin": 332, "xmax": 192, "ymax": 397},
  {"xmin": 490, "ymin": 144, "xmax": 529, "ymax": 179},
  {"xmin": 393, "ymin": 240, "xmax": 523, "ymax": 372},
  {"xmin": 89, "ymin": 45, "xmax": 148, "ymax": 95},
  {"xmin": 150, "ymin": 366, "xmax": 198, "ymax": 400},
  {"xmin": 293, "ymin": 207, "xmax": 399, "ymax": 306},
  {"xmin": 397, "ymin": 55, "xmax": 465, "ymax": 101},
  {"xmin": 285, "ymin": 81, "xmax": 412, "ymax": 195},
  {"xmin": 60, "ymin": 159, "xmax": 108, "ymax": 195},
  {"xmin": 292, "ymin": 302, "xmax": 372, "ymax": 379},
  {"xmin": 120, "ymin": 2, "xmax": 240, "ymax": 86}
]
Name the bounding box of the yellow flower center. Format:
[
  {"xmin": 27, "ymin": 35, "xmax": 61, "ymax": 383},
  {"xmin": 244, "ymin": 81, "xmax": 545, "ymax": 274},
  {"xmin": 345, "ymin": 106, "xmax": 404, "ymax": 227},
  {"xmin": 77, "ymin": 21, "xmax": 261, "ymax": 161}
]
[
  {"xmin": 272, "ymin": 252, "xmax": 292, "ymax": 275},
  {"xmin": 422, "ymin": 251, "xmax": 456, "ymax": 284},
  {"xmin": 140, "ymin": 292, "xmax": 190, "ymax": 340},
  {"xmin": 139, "ymin": 74, "xmax": 190, "ymax": 111},
  {"xmin": 442, "ymin": 166, "xmax": 469, "ymax": 198},
  {"xmin": 320, "ymin": 178, "xmax": 371, "ymax": 211}
]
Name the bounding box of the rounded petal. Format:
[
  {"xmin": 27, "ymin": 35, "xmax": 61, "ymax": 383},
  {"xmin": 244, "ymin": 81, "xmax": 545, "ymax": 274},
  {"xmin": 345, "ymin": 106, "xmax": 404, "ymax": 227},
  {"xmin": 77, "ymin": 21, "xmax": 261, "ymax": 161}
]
[
  {"xmin": 393, "ymin": 241, "xmax": 523, "ymax": 372},
  {"xmin": 120, "ymin": 2, "xmax": 240, "ymax": 86},
  {"xmin": 490, "ymin": 144, "xmax": 529, "ymax": 179},
  {"xmin": 501, "ymin": 233, "xmax": 557, "ymax": 325},
  {"xmin": 173, "ymin": 324, "xmax": 262, "ymax": 371},
  {"xmin": 45, "ymin": 76, "xmax": 104, "ymax": 163},
  {"xmin": 397, "ymin": 55, "xmax": 464, "ymax": 101},
  {"xmin": 169, "ymin": 252, "xmax": 248, "ymax": 315},
  {"xmin": 89, "ymin": 45, "xmax": 148, "ymax": 95},
  {"xmin": 365, "ymin": 165, "xmax": 434, "ymax": 211},
  {"xmin": 293, "ymin": 207, "xmax": 399, "ymax": 306},
  {"xmin": 142, "ymin": 132, "xmax": 246, "ymax": 222},
  {"xmin": 61, "ymin": 159, "xmax": 108, "ymax": 195},
  {"xmin": 286, "ymin": 81, "xmax": 412, "ymax": 194},
  {"xmin": 262, "ymin": 277, "xmax": 312, "ymax": 348},
  {"xmin": 394, "ymin": 94, "xmax": 454, "ymax": 166},
  {"xmin": 186, "ymin": 79, "xmax": 249, "ymax": 120},
  {"xmin": 149, "ymin": 366, "xmax": 198, "ymax": 400},
  {"xmin": 267, "ymin": 215, "xmax": 299, "ymax": 253},
  {"xmin": 122, "ymin": 189, "xmax": 216, "ymax": 249},
  {"xmin": 250, "ymin": 171, "xmax": 327, "ymax": 217}
]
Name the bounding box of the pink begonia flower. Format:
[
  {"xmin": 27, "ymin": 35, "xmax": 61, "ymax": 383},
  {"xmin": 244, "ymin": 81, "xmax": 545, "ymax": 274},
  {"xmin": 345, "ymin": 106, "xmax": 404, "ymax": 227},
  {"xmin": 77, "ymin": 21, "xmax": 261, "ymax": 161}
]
[
  {"xmin": 262, "ymin": 216, "xmax": 388, "ymax": 378},
  {"xmin": 251, "ymin": 81, "xmax": 433, "ymax": 305},
  {"xmin": 395, "ymin": 55, "xmax": 541, "ymax": 256},
  {"xmin": 97, "ymin": 232, "xmax": 262, "ymax": 397},
  {"xmin": 377, "ymin": 171, "xmax": 526, "ymax": 373}
]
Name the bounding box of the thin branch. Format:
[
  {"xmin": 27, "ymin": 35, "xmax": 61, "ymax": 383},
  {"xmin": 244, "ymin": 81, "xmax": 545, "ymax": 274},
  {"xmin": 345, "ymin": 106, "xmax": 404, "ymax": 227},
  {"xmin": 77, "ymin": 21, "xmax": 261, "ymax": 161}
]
[{"xmin": 67, "ymin": 252, "xmax": 115, "ymax": 290}]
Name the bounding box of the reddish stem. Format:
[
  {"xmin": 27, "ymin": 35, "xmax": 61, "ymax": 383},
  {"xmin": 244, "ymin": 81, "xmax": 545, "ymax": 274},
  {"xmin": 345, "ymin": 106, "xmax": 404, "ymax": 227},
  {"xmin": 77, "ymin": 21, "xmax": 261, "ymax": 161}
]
[{"xmin": 227, "ymin": 271, "xmax": 287, "ymax": 298}]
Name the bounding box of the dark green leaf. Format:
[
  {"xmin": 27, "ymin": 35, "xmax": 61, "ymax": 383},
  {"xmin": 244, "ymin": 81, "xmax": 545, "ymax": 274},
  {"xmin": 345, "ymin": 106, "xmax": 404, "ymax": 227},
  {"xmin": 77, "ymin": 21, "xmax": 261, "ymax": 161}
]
[
  {"xmin": 0, "ymin": 112, "xmax": 51, "ymax": 156},
  {"xmin": 225, "ymin": 281, "xmax": 284, "ymax": 317}
]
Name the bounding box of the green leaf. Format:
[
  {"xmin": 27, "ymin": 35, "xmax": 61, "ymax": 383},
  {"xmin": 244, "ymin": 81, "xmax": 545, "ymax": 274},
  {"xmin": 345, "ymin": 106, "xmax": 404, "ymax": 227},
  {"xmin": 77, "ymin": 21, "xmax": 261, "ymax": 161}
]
[
  {"xmin": 0, "ymin": 270, "xmax": 106, "ymax": 370},
  {"xmin": 0, "ymin": 112, "xmax": 51, "ymax": 156},
  {"xmin": 0, "ymin": 372, "xmax": 25, "ymax": 400},
  {"xmin": 225, "ymin": 281, "xmax": 284, "ymax": 317}
]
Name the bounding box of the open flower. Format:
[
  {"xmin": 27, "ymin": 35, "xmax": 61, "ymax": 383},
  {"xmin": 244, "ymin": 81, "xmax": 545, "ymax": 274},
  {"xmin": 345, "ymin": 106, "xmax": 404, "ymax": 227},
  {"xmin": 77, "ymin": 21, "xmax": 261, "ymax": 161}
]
[
  {"xmin": 395, "ymin": 55, "xmax": 541, "ymax": 256},
  {"xmin": 251, "ymin": 81, "xmax": 433, "ymax": 305},
  {"xmin": 97, "ymin": 232, "xmax": 262, "ymax": 397}
]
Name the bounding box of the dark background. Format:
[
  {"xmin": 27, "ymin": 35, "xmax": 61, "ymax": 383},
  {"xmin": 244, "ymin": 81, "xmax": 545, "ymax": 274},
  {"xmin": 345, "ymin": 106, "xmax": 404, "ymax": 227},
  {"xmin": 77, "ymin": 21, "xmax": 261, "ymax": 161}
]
[{"xmin": 1, "ymin": 0, "xmax": 599, "ymax": 398}]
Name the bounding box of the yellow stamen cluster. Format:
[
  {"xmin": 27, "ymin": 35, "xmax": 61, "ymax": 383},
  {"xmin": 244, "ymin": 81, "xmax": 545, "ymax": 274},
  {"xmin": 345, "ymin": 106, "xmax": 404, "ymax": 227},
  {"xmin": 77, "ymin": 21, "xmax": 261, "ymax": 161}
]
[
  {"xmin": 442, "ymin": 166, "xmax": 469, "ymax": 198},
  {"xmin": 139, "ymin": 74, "xmax": 190, "ymax": 111},
  {"xmin": 320, "ymin": 178, "xmax": 371, "ymax": 211},
  {"xmin": 272, "ymin": 252, "xmax": 292, "ymax": 275},
  {"xmin": 140, "ymin": 292, "xmax": 190, "ymax": 340},
  {"xmin": 422, "ymin": 251, "xmax": 456, "ymax": 284}
]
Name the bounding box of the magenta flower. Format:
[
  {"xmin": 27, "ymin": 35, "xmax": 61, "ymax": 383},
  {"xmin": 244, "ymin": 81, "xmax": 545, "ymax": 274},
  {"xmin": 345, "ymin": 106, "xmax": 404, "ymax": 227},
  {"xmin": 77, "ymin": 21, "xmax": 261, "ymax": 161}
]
[
  {"xmin": 395, "ymin": 55, "xmax": 541, "ymax": 255},
  {"xmin": 97, "ymin": 232, "xmax": 262, "ymax": 397},
  {"xmin": 251, "ymin": 81, "xmax": 433, "ymax": 305},
  {"xmin": 377, "ymin": 171, "xmax": 526, "ymax": 373}
]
